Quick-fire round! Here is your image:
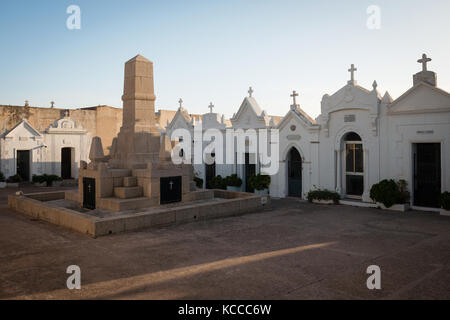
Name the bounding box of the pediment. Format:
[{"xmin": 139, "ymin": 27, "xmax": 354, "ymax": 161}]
[
  {"xmin": 388, "ymin": 82, "xmax": 450, "ymax": 115},
  {"xmin": 231, "ymin": 97, "xmax": 266, "ymax": 128},
  {"xmin": 321, "ymin": 84, "xmax": 379, "ymax": 114},
  {"xmin": 277, "ymin": 108, "xmax": 316, "ymax": 132},
  {"xmin": 4, "ymin": 120, "xmax": 41, "ymax": 139},
  {"xmin": 47, "ymin": 116, "xmax": 86, "ymax": 134},
  {"xmin": 167, "ymin": 108, "xmax": 192, "ymax": 131}
]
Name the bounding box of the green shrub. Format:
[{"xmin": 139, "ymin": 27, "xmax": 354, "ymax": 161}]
[
  {"xmin": 208, "ymin": 175, "xmax": 227, "ymax": 190},
  {"xmin": 248, "ymin": 174, "xmax": 271, "ymax": 191},
  {"xmin": 0, "ymin": 172, "xmax": 5, "ymax": 182},
  {"xmin": 224, "ymin": 174, "xmax": 242, "ymax": 187},
  {"xmin": 307, "ymin": 189, "xmax": 340, "ymax": 204},
  {"xmin": 370, "ymin": 179, "xmax": 410, "ymax": 208},
  {"xmin": 441, "ymin": 192, "xmax": 450, "ymax": 210},
  {"xmin": 193, "ymin": 176, "xmax": 203, "ymax": 189},
  {"xmin": 32, "ymin": 174, "xmax": 62, "ymax": 187},
  {"xmin": 6, "ymin": 174, "xmax": 23, "ymax": 183}
]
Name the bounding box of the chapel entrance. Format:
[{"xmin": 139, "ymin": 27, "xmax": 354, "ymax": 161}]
[
  {"xmin": 344, "ymin": 132, "xmax": 364, "ymax": 198},
  {"xmin": 205, "ymin": 153, "xmax": 216, "ymax": 189},
  {"xmin": 16, "ymin": 150, "xmax": 31, "ymax": 181},
  {"xmin": 61, "ymin": 147, "xmax": 73, "ymax": 179},
  {"xmin": 287, "ymin": 147, "xmax": 302, "ymax": 197},
  {"xmin": 413, "ymin": 143, "xmax": 441, "ymax": 208},
  {"xmin": 244, "ymin": 153, "xmax": 256, "ymax": 192}
]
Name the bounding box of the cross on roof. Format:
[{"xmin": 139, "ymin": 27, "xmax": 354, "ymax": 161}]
[
  {"xmin": 50, "ymin": 101, "xmax": 55, "ymax": 108},
  {"xmin": 208, "ymin": 102, "xmax": 214, "ymax": 113},
  {"xmin": 178, "ymin": 98, "xmax": 183, "ymax": 109},
  {"xmin": 418, "ymin": 53, "xmax": 432, "ymax": 72},
  {"xmin": 64, "ymin": 110, "xmax": 69, "ymax": 117},
  {"xmin": 348, "ymin": 64, "xmax": 357, "ymax": 82},
  {"xmin": 290, "ymin": 90, "xmax": 299, "ymax": 106},
  {"xmin": 248, "ymin": 87, "xmax": 254, "ymax": 98}
]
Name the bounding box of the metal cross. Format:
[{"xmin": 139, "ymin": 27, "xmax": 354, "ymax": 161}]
[
  {"xmin": 208, "ymin": 102, "xmax": 214, "ymax": 113},
  {"xmin": 248, "ymin": 87, "xmax": 254, "ymax": 97},
  {"xmin": 348, "ymin": 64, "xmax": 357, "ymax": 82},
  {"xmin": 290, "ymin": 90, "xmax": 299, "ymax": 106},
  {"xmin": 417, "ymin": 53, "xmax": 432, "ymax": 72},
  {"xmin": 50, "ymin": 101, "xmax": 55, "ymax": 108},
  {"xmin": 178, "ymin": 98, "xmax": 183, "ymax": 109}
]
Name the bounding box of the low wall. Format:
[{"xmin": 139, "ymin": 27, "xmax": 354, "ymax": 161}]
[
  {"xmin": 8, "ymin": 194, "xmax": 96, "ymax": 236},
  {"xmin": 8, "ymin": 190, "xmax": 270, "ymax": 237}
]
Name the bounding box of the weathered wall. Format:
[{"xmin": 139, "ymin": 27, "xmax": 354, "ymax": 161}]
[{"xmin": 0, "ymin": 105, "xmax": 177, "ymax": 155}]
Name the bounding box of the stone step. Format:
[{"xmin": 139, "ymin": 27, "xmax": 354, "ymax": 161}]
[
  {"xmin": 123, "ymin": 176, "xmax": 137, "ymax": 187},
  {"xmin": 114, "ymin": 186, "xmax": 143, "ymax": 199}
]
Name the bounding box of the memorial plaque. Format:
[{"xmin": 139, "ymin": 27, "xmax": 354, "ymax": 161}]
[
  {"xmin": 83, "ymin": 177, "xmax": 96, "ymax": 209},
  {"xmin": 160, "ymin": 176, "xmax": 182, "ymax": 204}
]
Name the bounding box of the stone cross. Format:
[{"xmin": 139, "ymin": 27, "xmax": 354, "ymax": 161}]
[
  {"xmin": 208, "ymin": 102, "xmax": 214, "ymax": 113},
  {"xmin": 290, "ymin": 90, "xmax": 299, "ymax": 106},
  {"xmin": 25, "ymin": 100, "xmax": 29, "ymax": 107},
  {"xmin": 348, "ymin": 64, "xmax": 357, "ymax": 82},
  {"xmin": 50, "ymin": 101, "xmax": 55, "ymax": 108},
  {"xmin": 169, "ymin": 181, "xmax": 173, "ymax": 190},
  {"xmin": 178, "ymin": 98, "xmax": 183, "ymax": 109},
  {"xmin": 248, "ymin": 87, "xmax": 254, "ymax": 98},
  {"xmin": 64, "ymin": 110, "xmax": 69, "ymax": 117},
  {"xmin": 418, "ymin": 53, "xmax": 432, "ymax": 72}
]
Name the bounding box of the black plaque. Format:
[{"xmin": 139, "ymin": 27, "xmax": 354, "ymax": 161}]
[
  {"xmin": 83, "ymin": 177, "xmax": 96, "ymax": 210},
  {"xmin": 160, "ymin": 176, "xmax": 182, "ymax": 204}
]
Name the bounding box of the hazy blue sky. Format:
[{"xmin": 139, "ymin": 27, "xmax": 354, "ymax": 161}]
[{"xmin": 0, "ymin": 0, "xmax": 449, "ymax": 118}]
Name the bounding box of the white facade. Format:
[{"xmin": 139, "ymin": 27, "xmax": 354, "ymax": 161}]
[
  {"xmin": 166, "ymin": 55, "xmax": 450, "ymax": 209},
  {"xmin": 0, "ymin": 114, "xmax": 91, "ymax": 181}
]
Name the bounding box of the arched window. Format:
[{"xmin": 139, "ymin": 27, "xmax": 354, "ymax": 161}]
[{"xmin": 343, "ymin": 132, "xmax": 363, "ymax": 196}]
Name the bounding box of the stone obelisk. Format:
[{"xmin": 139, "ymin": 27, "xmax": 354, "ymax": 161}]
[{"xmin": 113, "ymin": 54, "xmax": 161, "ymax": 168}]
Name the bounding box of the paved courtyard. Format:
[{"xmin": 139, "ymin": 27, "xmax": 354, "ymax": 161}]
[{"xmin": 1, "ymin": 186, "xmax": 449, "ymax": 300}]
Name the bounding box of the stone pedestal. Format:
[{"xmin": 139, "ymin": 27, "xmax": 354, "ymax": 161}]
[{"xmin": 77, "ymin": 55, "xmax": 196, "ymax": 211}]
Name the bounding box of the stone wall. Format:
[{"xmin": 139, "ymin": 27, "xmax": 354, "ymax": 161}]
[{"xmin": 0, "ymin": 105, "xmax": 176, "ymax": 155}]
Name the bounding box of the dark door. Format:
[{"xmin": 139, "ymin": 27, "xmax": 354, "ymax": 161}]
[
  {"xmin": 245, "ymin": 153, "xmax": 256, "ymax": 192},
  {"xmin": 288, "ymin": 148, "xmax": 302, "ymax": 197},
  {"xmin": 83, "ymin": 178, "xmax": 96, "ymax": 210},
  {"xmin": 61, "ymin": 148, "xmax": 72, "ymax": 179},
  {"xmin": 205, "ymin": 158, "xmax": 216, "ymax": 189},
  {"xmin": 414, "ymin": 143, "xmax": 441, "ymax": 208},
  {"xmin": 160, "ymin": 176, "xmax": 182, "ymax": 204},
  {"xmin": 17, "ymin": 150, "xmax": 30, "ymax": 181}
]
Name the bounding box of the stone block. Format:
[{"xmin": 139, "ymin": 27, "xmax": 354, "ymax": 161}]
[
  {"xmin": 113, "ymin": 186, "xmax": 143, "ymax": 199},
  {"xmin": 123, "ymin": 176, "xmax": 137, "ymax": 187}
]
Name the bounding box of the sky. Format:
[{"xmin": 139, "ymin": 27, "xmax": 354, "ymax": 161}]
[{"xmin": 0, "ymin": 0, "xmax": 449, "ymax": 119}]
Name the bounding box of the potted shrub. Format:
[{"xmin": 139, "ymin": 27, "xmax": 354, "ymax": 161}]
[
  {"xmin": 440, "ymin": 192, "xmax": 450, "ymax": 216},
  {"xmin": 225, "ymin": 174, "xmax": 242, "ymax": 192},
  {"xmin": 32, "ymin": 174, "xmax": 47, "ymax": 187},
  {"xmin": 248, "ymin": 173, "xmax": 271, "ymax": 195},
  {"xmin": 32, "ymin": 174, "xmax": 62, "ymax": 187},
  {"xmin": 370, "ymin": 179, "xmax": 410, "ymax": 212},
  {"xmin": 6, "ymin": 174, "xmax": 22, "ymax": 187},
  {"xmin": 307, "ymin": 189, "xmax": 340, "ymax": 204},
  {"xmin": 0, "ymin": 172, "xmax": 6, "ymax": 188},
  {"xmin": 209, "ymin": 175, "xmax": 227, "ymax": 190}
]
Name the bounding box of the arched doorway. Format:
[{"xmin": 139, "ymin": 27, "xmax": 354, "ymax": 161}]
[
  {"xmin": 343, "ymin": 132, "xmax": 363, "ymax": 198},
  {"xmin": 287, "ymin": 147, "xmax": 302, "ymax": 197}
]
